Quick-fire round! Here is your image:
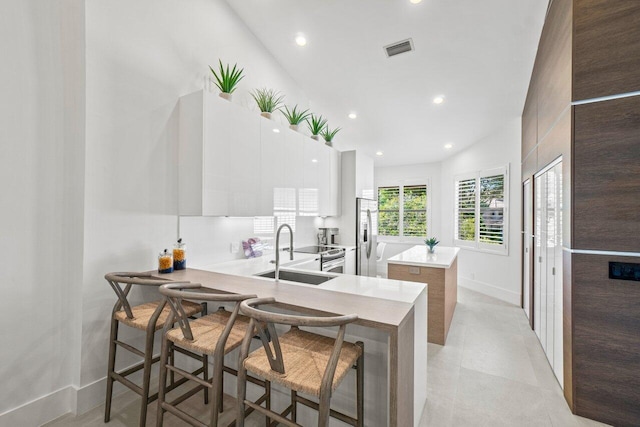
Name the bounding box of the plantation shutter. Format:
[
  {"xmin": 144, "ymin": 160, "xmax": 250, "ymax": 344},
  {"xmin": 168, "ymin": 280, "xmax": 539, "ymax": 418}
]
[
  {"xmin": 403, "ymin": 185, "xmax": 427, "ymax": 237},
  {"xmin": 479, "ymin": 174, "xmax": 505, "ymax": 244},
  {"xmin": 378, "ymin": 186, "xmax": 400, "ymax": 236},
  {"xmin": 455, "ymin": 178, "xmax": 476, "ymax": 241}
]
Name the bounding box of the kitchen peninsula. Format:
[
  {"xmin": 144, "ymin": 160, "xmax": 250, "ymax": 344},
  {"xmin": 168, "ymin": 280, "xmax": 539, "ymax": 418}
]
[
  {"xmin": 387, "ymin": 245, "xmax": 459, "ymax": 345},
  {"xmin": 155, "ymin": 266, "xmax": 427, "ymax": 427}
]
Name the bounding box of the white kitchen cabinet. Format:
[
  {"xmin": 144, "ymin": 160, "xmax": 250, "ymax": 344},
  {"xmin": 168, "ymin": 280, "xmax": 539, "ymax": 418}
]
[
  {"xmin": 344, "ymin": 248, "xmax": 356, "ymax": 275},
  {"xmin": 179, "ymin": 89, "xmax": 340, "ymax": 217},
  {"xmin": 533, "ymin": 159, "xmax": 563, "ymax": 387},
  {"xmin": 318, "ymin": 144, "xmax": 340, "ymax": 217}
]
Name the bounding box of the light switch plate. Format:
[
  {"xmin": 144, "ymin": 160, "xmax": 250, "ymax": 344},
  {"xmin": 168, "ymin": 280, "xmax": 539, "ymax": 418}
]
[
  {"xmin": 231, "ymin": 242, "xmax": 240, "ymax": 253},
  {"xmin": 409, "ymin": 266, "xmax": 420, "ymax": 275}
]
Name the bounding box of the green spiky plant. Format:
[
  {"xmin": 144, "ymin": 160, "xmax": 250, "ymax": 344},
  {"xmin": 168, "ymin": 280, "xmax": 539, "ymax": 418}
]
[
  {"xmin": 281, "ymin": 105, "xmax": 311, "ymax": 126},
  {"xmin": 320, "ymin": 126, "xmax": 341, "ymax": 142},
  {"xmin": 306, "ymin": 114, "xmax": 328, "ymax": 137},
  {"xmin": 425, "ymin": 237, "xmax": 440, "ymax": 252},
  {"xmin": 250, "ymin": 88, "xmax": 284, "ymax": 114},
  {"xmin": 209, "ymin": 60, "xmax": 244, "ymax": 95}
]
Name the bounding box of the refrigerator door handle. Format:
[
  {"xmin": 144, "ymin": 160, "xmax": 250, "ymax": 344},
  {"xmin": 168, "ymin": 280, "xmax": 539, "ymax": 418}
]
[{"xmin": 366, "ymin": 209, "xmax": 372, "ymax": 259}]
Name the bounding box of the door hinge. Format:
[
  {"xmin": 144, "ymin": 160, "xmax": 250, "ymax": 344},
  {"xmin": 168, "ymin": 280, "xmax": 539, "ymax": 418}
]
[{"xmin": 552, "ymin": 267, "xmax": 556, "ymax": 275}]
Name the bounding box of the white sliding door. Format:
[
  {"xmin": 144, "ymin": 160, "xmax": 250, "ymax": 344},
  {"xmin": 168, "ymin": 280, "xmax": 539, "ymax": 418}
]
[{"xmin": 523, "ymin": 179, "xmax": 532, "ymax": 320}]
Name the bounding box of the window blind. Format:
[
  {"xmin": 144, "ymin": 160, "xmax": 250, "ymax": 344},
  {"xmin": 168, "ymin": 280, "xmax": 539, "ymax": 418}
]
[
  {"xmin": 479, "ymin": 174, "xmax": 504, "ymax": 244},
  {"xmin": 403, "ymin": 185, "xmax": 427, "ymax": 237},
  {"xmin": 378, "ymin": 186, "xmax": 400, "ymax": 236},
  {"xmin": 455, "ymin": 178, "xmax": 476, "ymax": 241}
]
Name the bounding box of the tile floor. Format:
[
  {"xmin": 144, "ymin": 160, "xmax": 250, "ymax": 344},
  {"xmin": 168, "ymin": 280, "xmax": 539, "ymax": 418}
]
[{"xmin": 45, "ymin": 288, "xmax": 609, "ymax": 427}]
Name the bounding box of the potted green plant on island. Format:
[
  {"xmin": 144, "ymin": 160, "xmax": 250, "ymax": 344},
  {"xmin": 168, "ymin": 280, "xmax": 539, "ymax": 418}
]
[
  {"xmin": 250, "ymin": 88, "xmax": 284, "ymax": 119},
  {"xmin": 306, "ymin": 114, "xmax": 328, "ymax": 141},
  {"xmin": 281, "ymin": 105, "xmax": 311, "ymax": 131},
  {"xmin": 320, "ymin": 125, "xmax": 341, "ymax": 147},
  {"xmin": 209, "ymin": 60, "xmax": 244, "ymax": 101},
  {"xmin": 425, "ymin": 237, "xmax": 440, "ymax": 253}
]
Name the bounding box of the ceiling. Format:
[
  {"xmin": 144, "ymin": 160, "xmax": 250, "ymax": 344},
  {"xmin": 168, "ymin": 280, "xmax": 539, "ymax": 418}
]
[{"xmin": 224, "ymin": 0, "xmax": 548, "ymax": 166}]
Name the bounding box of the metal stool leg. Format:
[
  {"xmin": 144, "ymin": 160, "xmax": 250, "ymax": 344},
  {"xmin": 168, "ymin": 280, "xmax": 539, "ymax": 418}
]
[{"xmin": 104, "ymin": 318, "xmax": 119, "ymax": 422}]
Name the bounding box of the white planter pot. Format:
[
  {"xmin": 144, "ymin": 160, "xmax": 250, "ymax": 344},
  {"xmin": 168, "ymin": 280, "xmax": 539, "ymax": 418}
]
[
  {"xmin": 219, "ymin": 92, "xmax": 232, "ymax": 101},
  {"xmin": 289, "ymin": 124, "xmax": 299, "ymax": 131},
  {"xmin": 260, "ymin": 112, "xmax": 272, "ymax": 119},
  {"xmin": 310, "ymin": 134, "xmax": 319, "ymax": 141}
]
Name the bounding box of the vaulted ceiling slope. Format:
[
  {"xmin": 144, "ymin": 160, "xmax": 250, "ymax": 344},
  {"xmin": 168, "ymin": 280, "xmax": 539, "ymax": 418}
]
[{"xmin": 224, "ymin": 0, "xmax": 548, "ymax": 166}]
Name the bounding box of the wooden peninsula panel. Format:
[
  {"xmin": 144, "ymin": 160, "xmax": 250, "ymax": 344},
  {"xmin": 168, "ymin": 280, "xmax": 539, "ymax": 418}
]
[{"xmin": 387, "ymin": 246, "xmax": 459, "ymax": 345}]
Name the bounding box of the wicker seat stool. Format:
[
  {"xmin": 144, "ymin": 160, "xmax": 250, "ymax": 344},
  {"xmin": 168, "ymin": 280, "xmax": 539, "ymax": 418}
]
[
  {"xmin": 237, "ymin": 297, "xmax": 364, "ymax": 427},
  {"xmin": 156, "ymin": 283, "xmax": 270, "ymax": 427},
  {"xmin": 104, "ymin": 272, "xmax": 208, "ymax": 427}
]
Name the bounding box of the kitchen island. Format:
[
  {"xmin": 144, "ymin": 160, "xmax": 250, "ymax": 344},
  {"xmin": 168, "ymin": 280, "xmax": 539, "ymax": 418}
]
[
  {"xmin": 387, "ymin": 245, "xmax": 459, "ymax": 345},
  {"xmin": 155, "ymin": 266, "xmax": 427, "ymax": 427}
]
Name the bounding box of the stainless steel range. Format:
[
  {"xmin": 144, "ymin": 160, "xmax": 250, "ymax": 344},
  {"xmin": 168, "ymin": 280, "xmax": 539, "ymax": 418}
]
[{"xmin": 294, "ymin": 246, "xmax": 345, "ymax": 273}]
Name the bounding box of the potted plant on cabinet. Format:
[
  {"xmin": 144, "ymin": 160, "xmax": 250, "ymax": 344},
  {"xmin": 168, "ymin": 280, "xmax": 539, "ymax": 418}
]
[
  {"xmin": 320, "ymin": 126, "xmax": 341, "ymax": 147},
  {"xmin": 281, "ymin": 105, "xmax": 311, "ymax": 131},
  {"xmin": 306, "ymin": 114, "xmax": 328, "ymax": 141},
  {"xmin": 209, "ymin": 60, "xmax": 244, "ymax": 101},
  {"xmin": 425, "ymin": 237, "xmax": 439, "ymax": 253},
  {"xmin": 250, "ymin": 88, "xmax": 284, "ymax": 119}
]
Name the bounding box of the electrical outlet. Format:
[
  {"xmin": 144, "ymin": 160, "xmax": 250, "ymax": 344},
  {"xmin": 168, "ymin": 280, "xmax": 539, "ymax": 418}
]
[{"xmin": 230, "ymin": 242, "xmax": 240, "ymax": 253}]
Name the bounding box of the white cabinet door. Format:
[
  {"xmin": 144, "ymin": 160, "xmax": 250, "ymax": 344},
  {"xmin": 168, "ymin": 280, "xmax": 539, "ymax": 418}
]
[
  {"xmin": 228, "ymin": 105, "xmax": 261, "ymax": 216},
  {"xmin": 344, "ymin": 248, "xmax": 356, "ymax": 275},
  {"xmin": 551, "ymin": 163, "xmax": 564, "ymax": 387},
  {"xmin": 201, "ymin": 91, "xmax": 230, "ymax": 216},
  {"xmin": 259, "ymin": 119, "xmax": 286, "ymax": 216},
  {"xmin": 317, "ymin": 143, "xmax": 331, "ymax": 217},
  {"xmin": 300, "ymin": 138, "xmax": 319, "ymax": 217}
]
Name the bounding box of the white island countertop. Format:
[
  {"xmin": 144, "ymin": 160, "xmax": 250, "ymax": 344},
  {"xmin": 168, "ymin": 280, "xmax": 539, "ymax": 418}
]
[{"xmin": 387, "ymin": 245, "xmax": 460, "ymax": 269}]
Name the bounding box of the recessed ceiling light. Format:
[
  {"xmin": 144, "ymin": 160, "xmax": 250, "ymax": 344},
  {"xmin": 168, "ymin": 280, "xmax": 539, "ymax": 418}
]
[
  {"xmin": 273, "ymin": 128, "xmax": 280, "ymax": 133},
  {"xmin": 410, "ymin": 0, "xmax": 422, "ymax": 3},
  {"xmin": 376, "ymin": 151, "xmax": 384, "ymax": 156},
  {"xmin": 312, "ymin": 158, "xmax": 318, "ymax": 163},
  {"xmin": 348, "ymin": 112, "xmax": 357, "ymax": 119},
  {"xmin": 295, "ymin": 35, "xmax": 307, "ymax": 46},
  {"xmin": 444, "ymin": 143, "xmax": 453, "ymax": 149},
  {"xmin": 433, "ymin": 96, "xmax": 445, "ymax": 105}
]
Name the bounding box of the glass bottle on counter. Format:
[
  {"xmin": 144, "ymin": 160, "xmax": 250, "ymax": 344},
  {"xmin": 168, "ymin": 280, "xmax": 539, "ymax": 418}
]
[
  {"xmin": 173, "ymin": 238, "xmax": 186, "ymax": 270},
  {"xmin": 158, "ymin": 249, "xmax": 173, "ymax": 274}
]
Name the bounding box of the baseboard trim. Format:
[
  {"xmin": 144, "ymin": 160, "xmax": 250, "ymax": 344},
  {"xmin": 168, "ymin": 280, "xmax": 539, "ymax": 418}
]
[
  {"xmin": 459, "ymin": 277, "xmax": 520, "ymax": 305},
  {"xmin": 0, "ymin": 386, "xmax": 75, "ymax": 427}
]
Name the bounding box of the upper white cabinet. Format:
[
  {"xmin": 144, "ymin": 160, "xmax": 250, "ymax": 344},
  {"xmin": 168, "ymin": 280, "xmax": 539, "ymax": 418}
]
[{"xmin": 179, "ymin": 90, "xmax": 339, "ymax": 217}]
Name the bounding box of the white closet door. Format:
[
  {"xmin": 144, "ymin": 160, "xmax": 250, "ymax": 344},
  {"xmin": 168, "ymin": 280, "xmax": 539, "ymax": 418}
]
[
  {"xmin": 552, "ymin": 163, "xmax": 564, "ymax": 387},
  {"xmin": 533, "ymin": 175, "xmax": 544, "ymax": 341},
  {"xmin": 545, "ymin": 168, "xmax": 557, "ymax": 366},
  {"xmin": 523, "ymin": 180, "xmax": 532, "ymax": 320}
]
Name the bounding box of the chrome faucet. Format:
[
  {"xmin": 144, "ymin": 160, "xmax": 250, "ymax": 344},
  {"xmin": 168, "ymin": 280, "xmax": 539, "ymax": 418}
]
[{"xmin": 275, "ymin": 223, "xmax": 294, "ymax": 281}]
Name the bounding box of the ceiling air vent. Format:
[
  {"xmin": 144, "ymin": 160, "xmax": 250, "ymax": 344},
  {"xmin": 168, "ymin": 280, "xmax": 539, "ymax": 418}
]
[{"xmin": 384, "ymin": 38, "xmax": 414, "ymax": 58}]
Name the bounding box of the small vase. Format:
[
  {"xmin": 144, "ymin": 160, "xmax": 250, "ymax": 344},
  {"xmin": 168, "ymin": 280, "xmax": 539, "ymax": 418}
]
[
  {"xmin": 219, "ymin": 92, "xmax": 232, "ymax": 101},
  {"xmin": 325, "ymin": 140, "xmax": 333, "ymax": 147},
  {"xmin": 260, "ymin": 112, "xmax": 272, "ymax": 119},
  {"xmin": 310, "ymin": 135, "xmax": 319, "ymax": 141},
  {"xmin": 289, "ymin": 124, "xmax": 299, "ymax": 131},
  {"xmin": 428, "ymin": 247, "xmax": 435, "ymax": 253}
]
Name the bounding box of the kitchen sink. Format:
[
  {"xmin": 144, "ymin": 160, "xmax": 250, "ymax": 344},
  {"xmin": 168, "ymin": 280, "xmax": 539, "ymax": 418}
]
[{"xmin": 255, "ymin": 270, "xmax": 336, "ymax": 285}]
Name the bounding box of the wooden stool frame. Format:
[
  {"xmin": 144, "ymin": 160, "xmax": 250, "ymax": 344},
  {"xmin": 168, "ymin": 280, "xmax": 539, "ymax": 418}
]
[
  {"xmin": 104, "ymin": 272, "xmax": 208, "ymax": 427},
  {"xmin": 236, "ymin": 297, "xmax": 364, "ymax": 427}
]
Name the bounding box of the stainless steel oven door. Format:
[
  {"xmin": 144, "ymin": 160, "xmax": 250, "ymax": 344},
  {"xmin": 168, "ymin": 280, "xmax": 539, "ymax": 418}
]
[{"xmin": 322, "ymin": 257, "xmax": 344, "ymax": 274}]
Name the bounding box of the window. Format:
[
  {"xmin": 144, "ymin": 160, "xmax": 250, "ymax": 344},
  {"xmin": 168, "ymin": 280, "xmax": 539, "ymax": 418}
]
[
  {"xmin": 378, "ymin": 184, "xmax": 427, "ymax": 238},
  {"xmin": 454, "ymin": 167, "xmax": 508, "ymax": 253}
]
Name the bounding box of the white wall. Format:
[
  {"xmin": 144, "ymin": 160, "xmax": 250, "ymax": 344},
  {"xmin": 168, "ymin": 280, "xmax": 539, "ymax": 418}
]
[
  {"xmin": 81, "ymin": 0, "xmax": 315, "ymax": 403},
  {"xmin": 0, "ymin": 0, "xmax": 85, "ymax": 424},
  {"xmin": 440, "ymin": 119, "xmax": 522, "ymax": 304}
]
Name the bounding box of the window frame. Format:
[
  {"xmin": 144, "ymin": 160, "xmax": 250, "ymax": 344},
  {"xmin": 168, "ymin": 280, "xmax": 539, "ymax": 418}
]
[
  {"xmin": 454, "ymin": 166, "xmax": 509, "ymax": 255},
  {"xmin": 377, "ymin": 179, "xmax": 431, "ymax": 243}
]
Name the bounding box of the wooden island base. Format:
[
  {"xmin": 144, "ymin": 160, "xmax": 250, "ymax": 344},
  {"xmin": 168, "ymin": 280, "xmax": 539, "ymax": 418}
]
[{"xmin": 388, "ymin": 246, "xmax": 459, "ymax": 345}]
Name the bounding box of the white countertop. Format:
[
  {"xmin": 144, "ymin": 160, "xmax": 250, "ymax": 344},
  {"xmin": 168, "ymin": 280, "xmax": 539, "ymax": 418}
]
[
  {"xmin": 194, "ymin": 252, "xmax": 426, "ymax": 305},
  {"xmin": 387, "ymin": 245, "xmax": 460, "ymax": 269}
]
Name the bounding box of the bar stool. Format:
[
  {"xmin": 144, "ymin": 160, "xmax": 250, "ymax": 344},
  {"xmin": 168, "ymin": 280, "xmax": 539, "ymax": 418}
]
[
  {"xmin": 104, "ymin": 272, "xmax": 208, "ymax": 427},
  {"xmin": 236, "ymin": 297, "xmax": 364, "ymax": 427},
  {"xmin": 156, "ymin": 283, "xmax": 270, "ymax": 427}
]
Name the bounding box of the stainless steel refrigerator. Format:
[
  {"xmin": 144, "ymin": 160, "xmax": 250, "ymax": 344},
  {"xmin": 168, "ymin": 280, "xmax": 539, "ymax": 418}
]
[{"xmin": 356, "ymin": 197, "xmax": 378, "ymax": 276}]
